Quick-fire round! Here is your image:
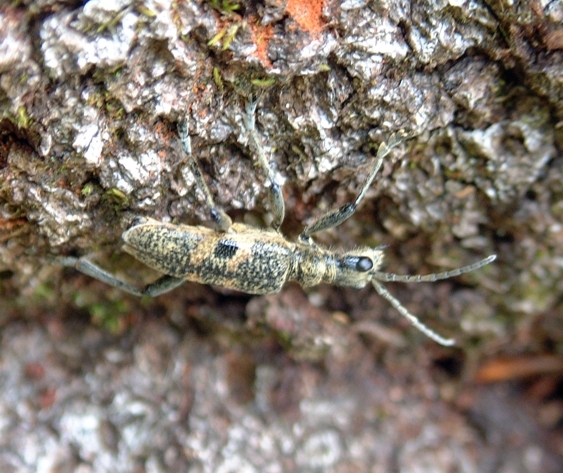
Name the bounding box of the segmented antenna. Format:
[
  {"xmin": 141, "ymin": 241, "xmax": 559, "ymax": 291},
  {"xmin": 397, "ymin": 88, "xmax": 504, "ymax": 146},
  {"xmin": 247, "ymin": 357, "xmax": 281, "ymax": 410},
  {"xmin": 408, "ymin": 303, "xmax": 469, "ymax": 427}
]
[
  {"xmin": 372, "ymin": 281, "xmax": 456, "ymax": 346},
  {"xmin": 371, "ymin": 254, "xmax": 496, "ymax": 346},
  {"xmin": 373, "ymin": 255, "xmax": 496, "ymax": 283}
]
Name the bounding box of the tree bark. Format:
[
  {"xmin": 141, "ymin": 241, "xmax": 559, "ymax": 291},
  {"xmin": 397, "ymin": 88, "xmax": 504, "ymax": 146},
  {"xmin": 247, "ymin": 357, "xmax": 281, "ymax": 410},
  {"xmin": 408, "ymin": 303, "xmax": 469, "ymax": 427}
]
[{"xmin": 0, "ymin": 1, "xmax": 562, "ymax": 471}]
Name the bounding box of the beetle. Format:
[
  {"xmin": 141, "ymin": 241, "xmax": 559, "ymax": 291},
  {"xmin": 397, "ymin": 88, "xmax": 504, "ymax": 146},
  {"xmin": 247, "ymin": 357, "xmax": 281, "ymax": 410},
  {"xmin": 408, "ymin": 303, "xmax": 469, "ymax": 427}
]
[{"xmin": 62, "ymin": 102, "xmax": 496, "ymax": 346}]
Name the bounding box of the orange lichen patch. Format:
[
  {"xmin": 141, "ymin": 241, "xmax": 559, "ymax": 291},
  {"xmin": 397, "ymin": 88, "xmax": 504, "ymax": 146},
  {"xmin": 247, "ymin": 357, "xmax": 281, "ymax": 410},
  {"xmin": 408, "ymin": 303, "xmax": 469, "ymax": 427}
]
[
  {"xmin": 152, "ymin": 122, "xmax": 177, "ymax": 152},
  {"xmin": 286, "ymin": 0, "xmax": 327, "ymax": 35},
  {"xmin": 0, "ymin": 216, "xmax": 28, "ymax": 242},
  {"xmin": 249, "ymin": 19, "xmax": 274, "ymax": 67},
  {"xmin": 0, "ymin": 216, "xmax": 27, "ymax": 231}
]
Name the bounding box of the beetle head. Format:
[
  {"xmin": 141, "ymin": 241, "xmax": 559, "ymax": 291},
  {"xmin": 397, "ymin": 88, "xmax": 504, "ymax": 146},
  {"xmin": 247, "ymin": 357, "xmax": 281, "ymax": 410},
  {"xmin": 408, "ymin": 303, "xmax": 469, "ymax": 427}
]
[{"xmin": 334, "ymin": 247, "xmax": 385, "ymax": 288}]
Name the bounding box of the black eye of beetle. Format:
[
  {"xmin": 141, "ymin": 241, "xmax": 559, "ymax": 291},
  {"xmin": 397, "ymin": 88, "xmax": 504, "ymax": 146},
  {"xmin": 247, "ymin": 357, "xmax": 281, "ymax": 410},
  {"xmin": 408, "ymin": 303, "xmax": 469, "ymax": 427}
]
[
  {"xmin": 356, "ymin": 257, "xmax": 373, "ymax": 272},
  {"xmin": 343, "ymin": 256, "xmax": 373, "ymax": 272},
  {"xmin": 130, "ymin": 217, "xmax": 146, "ymax": 228}
]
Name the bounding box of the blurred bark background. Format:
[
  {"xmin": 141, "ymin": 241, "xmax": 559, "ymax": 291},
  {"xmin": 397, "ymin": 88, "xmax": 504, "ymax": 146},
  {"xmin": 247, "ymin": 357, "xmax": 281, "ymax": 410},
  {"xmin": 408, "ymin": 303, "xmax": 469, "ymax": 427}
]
[{"xmin": 1, "ymin": 0, "xmax": 562, "ymax": 471}]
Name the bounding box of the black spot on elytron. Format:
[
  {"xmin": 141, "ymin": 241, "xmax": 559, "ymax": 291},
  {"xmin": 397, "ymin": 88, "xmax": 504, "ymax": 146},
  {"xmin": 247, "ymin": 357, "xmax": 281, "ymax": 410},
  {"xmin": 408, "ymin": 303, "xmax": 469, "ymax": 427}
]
[{"xmin": 214, "ymin": 240, "xmax": 239, "ymax": 259}]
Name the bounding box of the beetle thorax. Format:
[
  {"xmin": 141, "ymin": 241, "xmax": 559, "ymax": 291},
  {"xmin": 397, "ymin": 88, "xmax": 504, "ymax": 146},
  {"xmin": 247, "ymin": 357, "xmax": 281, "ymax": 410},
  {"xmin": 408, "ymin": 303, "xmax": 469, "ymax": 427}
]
[
  {"xmin": 288, "ymin": 244, "xmax": 385, "ymax": 289},
  {"xmin": 287, "ymin": 245, "xmax": 332, "ymax": 288}
]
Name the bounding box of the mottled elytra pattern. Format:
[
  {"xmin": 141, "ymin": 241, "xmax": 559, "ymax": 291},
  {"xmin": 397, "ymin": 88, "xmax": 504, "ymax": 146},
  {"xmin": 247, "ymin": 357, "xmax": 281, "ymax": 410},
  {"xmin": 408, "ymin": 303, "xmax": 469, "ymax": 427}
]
[{"xmin": 62, "ymin": 102, "xmax": 496, "ymax": 346}]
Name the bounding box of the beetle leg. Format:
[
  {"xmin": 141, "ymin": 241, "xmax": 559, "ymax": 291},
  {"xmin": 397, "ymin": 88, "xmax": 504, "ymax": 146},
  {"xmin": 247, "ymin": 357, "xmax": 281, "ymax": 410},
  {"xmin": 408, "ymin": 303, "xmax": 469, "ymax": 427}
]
[
  {"xmin": 60, "ymin": 257, "xmax": 185, "ymax": 297},
  {"xmin": 140, "ymin": 274, "xmax": 186, "ymax": 296},
  {"xmin": 300, "ymin": 133, "xmax": 404, "ymax": 239},
  {"xmin": 178, "ymin": 119, "xmax": 232, "ymax": 232},
  {"xmin": 243, "ymin": 100, "xmax": 285, "ymax": 231}
]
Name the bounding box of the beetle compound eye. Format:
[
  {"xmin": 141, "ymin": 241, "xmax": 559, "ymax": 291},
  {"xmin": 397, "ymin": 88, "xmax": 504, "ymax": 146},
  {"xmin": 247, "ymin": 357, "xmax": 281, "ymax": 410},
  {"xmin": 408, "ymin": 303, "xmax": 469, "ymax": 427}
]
[
  {"xmin": 356, "ymin": 257, "xmax": 373, "ymax": 272},
  {"xmin": 343, "ymin": 256, "xmax": 373, "ymax": 272},
  {"xmin": 129, "ymin": 217, "xmax": 147, "ymax": 228}
]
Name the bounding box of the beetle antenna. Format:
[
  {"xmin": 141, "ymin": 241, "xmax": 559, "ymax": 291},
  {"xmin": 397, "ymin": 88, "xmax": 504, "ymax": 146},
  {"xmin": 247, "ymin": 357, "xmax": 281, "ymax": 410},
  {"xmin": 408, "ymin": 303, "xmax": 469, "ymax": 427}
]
[
  {"xmin": 372, "ymin": 281, "xmax": 456, "ymax": 346},
  {"xmin": 373, "ymin": 254, "xmax": 496, "ymax": 283},
  {"xmin": 370, "ymin": 255, "xmax": 496, "ymax": 346}
]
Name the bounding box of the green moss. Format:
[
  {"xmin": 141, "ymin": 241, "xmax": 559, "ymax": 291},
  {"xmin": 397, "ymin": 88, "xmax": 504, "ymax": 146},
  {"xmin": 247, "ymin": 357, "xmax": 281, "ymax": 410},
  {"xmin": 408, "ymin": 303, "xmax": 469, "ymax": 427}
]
[
  {"xmin": 96, "ymin": 9, "xmax": 128, "ymax": 34},
  {"xmin": 222, "ymin": 23, "xmax": 241, "ymax": 50},
  {"xmin": 31, "ymin": 281, "xmax": 56, "ymax": 302},
  {"xmin": 89, "ymin": 299, "xmax": 129, "ymax": 333},
  {"xmin": 81, "ymin": 183, "xmax": 95, "ymax": 197},
  {"xmin": 5, "ymin": 105, "xmax": 33, "ymax": 129},
  {"xmin": 103, "ymin": 188, "xmax": 130, "ymax": 209},
  {"xmin": 213, "ymin": 67, "xmax": 224, "ymax": 91},
  {"xmin": 136, "ymin": 5, "xmax": 157, "ymax": 18},
  {"xmin": 251, "ymin": 78, "xmax": 276, "ymax": 87},
  {"xmin": 207, "ymin": 0, "xmax": 241, "ymax": 14},
  {"xmin": 208, "ymin": 22, "xmax": 243, "ymax": 50},
  {"xmin": 18, "ymin": 106, "xmax": 31, "ymax": 128}
]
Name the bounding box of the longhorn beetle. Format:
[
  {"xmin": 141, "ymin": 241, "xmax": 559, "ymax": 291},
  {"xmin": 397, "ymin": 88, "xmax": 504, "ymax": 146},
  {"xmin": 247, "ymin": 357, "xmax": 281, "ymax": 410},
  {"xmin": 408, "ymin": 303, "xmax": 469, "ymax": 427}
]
[{"xmin": 62, "ymin": 102, "xmax": 496, "ymax": 346}]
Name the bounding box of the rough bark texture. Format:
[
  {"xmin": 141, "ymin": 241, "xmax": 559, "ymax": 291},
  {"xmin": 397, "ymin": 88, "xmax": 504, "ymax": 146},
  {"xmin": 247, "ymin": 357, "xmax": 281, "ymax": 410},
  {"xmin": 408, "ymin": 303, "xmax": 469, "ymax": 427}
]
[{"xmin": 1, "ymin": 0, "xmax": 562, "ymax": 471}]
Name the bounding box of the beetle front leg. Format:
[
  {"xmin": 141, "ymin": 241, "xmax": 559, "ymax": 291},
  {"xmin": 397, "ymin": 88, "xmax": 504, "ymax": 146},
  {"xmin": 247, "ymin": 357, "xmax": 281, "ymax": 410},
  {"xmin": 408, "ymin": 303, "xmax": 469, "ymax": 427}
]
[
  {"xmin": 243, "ymin": 100, "xmax": 285, "ymax": 231},
  {"xmin": 300, "ymin": 133, "xmax": 404, "ymax": 239},
  {"xmin": 60, "ymin": 257, "xmax": 185, "ymax": 297},
  {"xmin": 178, "ymin": 119, "xmax": 232, "ymax": 232}
]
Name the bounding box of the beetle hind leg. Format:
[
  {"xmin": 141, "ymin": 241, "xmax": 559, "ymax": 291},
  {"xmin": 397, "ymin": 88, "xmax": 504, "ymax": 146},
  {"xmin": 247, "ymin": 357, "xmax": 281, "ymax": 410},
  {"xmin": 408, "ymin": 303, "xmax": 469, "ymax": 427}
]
[{"xmin": 60, "ymin": 256, "xmax": 185, "ymax": 297}]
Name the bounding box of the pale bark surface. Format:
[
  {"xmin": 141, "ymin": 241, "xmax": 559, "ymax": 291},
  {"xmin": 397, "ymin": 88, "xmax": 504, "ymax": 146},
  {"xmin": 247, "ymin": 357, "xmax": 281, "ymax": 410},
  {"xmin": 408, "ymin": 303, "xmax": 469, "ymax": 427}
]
[{"xmin": 0, "ymin": 1, "xmax": 562, "ymax": 471}]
